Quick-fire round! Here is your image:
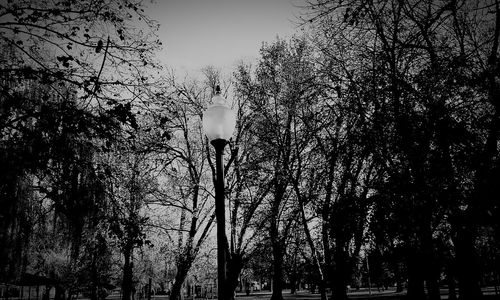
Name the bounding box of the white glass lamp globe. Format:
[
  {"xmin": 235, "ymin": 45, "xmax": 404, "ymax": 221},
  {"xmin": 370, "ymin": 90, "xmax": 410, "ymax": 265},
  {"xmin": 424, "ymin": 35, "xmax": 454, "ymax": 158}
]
[{"xmin": 202, "ymin": 90, "xmax": 236, "ymax": 142}]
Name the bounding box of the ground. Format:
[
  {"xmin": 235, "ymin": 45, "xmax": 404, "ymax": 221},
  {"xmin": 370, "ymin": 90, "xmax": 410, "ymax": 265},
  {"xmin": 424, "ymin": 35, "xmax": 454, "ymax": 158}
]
[{"xmin": 101, "ymin": 287, "xmax": 500, "ymax": 300}]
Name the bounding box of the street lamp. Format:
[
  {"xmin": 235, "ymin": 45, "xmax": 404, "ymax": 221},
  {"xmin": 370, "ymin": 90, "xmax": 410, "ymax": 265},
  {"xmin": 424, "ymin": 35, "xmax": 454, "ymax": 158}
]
[{"xmin": 202, "ymin": 85, "xmax": 236, "ymax": 300}]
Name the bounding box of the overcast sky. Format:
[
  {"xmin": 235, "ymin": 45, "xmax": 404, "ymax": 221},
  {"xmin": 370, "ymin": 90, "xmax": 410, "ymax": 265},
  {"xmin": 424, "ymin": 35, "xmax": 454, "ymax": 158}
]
[{"xmin": 146, "ymin": 0, "xmax": 304, "ymax": 75}]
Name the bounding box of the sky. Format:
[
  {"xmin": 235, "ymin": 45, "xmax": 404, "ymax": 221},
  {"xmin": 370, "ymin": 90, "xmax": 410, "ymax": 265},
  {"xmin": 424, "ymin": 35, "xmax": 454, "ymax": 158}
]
[{"xmin": 145, "ymin": 0, "xmax": 305, "ymax": 76}]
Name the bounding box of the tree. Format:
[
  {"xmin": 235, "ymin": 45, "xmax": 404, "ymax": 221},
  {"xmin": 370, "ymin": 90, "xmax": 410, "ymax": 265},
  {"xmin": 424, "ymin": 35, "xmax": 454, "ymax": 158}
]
[
  {"xmin": 151, "ymin": 75, "xmax": 217, "ymax": 300},
  {"xmin": 224, "ymin": 63, "xmax": 274, "ymax": 298},
  {"xmin": 235, "ymin": 37, "xmax": 319, "ymax": 300},
  {"xmin": 105, "ymin": 133, "xmax": 159, "ymax": 300},
  {"xmin": 1, "ymin": 0, "xmax": 161, "ymax": 285},
  {"xmin": 303, "ymin": 1, "xmax": 500, "ymax": 299}
]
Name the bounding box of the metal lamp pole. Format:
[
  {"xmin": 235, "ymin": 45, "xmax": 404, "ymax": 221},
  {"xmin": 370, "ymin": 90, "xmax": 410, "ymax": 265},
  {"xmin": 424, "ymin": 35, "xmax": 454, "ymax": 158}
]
[
  {"xmin": 212, "ymin": 138, "xmax": 227, "ymax": 300},
  {"xmin": 203, "ymin": 86, "xmax": 236, "ymax": 300}
]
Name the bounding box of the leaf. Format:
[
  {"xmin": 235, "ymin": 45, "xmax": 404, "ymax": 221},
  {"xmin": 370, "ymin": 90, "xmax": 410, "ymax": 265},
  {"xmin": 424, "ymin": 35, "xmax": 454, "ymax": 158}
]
[
  {"xmin": 56, "ymin": 55, "xmax": 74, "ymax": 68},
  {"xmin": 96, "ymin": 39, "xmax": 103, "ymax": 53},
  {"xmin": 162, "ymin": 131, "xmax": 171, "ymax": 140},
  {"xmin": 117, "ymin": 29, "xmax": 125, "ymax": 41}
]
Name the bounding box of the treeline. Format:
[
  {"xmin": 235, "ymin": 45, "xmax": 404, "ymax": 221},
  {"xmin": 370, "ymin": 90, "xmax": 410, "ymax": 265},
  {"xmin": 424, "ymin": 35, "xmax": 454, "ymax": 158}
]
[{"xmin": 1, "ymin": 1, "xmax": 499, "ymax": 300}]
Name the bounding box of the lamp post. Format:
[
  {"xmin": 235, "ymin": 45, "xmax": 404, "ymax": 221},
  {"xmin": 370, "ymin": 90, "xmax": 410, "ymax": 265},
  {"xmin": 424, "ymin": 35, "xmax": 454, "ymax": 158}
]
[{"xmin": 202, "ymin": 85, "xmax": 236, "ymax": 300}]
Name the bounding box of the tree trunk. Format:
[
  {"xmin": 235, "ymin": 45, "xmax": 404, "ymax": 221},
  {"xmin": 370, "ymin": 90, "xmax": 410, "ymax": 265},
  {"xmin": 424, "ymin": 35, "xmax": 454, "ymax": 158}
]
[
  {"xmin": 270, "ymin": 179, "xmax": 286, "ymax": 300},
  {"xmin": 323, "ymin": 227, "xmax": 335, "ymax": 299},
  {"xmin": 290, "ymin": 273, "xmax": 297, "ymax": 294},
  {"xmin": 406, "ymin": 251, "xmax": 426, "ymax": 300},
  {"xmin": 453, "ymin": 224, "xmax": 482, "ymax": 300},
  {"xmin": 122, "ymin": 245, "xmax": 134, "ymax": 300},
  {"xmin": 54, "ymin": 286, "xmax": 65, "ymax": 300},
  {"xmin": 306, "ymin": 235, "xmax": 327, "ymax": 300},
  {"xmin": 90, "ymin": 249, "xmax": 99, "ymax": 300},
  {"xmin": 270, "ymin": 232, "xmax": 284, "ymax": 300},
  {"xmin": 227, "ymin": 253, "xmax": 243, "ymax": 300},
  {"xmin": 294, "ymin": 183, "xmax": 328, "ymax": 300},
  {"xmin": 331, "ymin": 243, "xmax": 348, "ymax": 300},
  {"xmin": 422, "ymin": 224, "xmax": 441, "ymax": 300},
  {"xmin": 169, "ymin": 262, "xmax": 189, "ymax": 300}
]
